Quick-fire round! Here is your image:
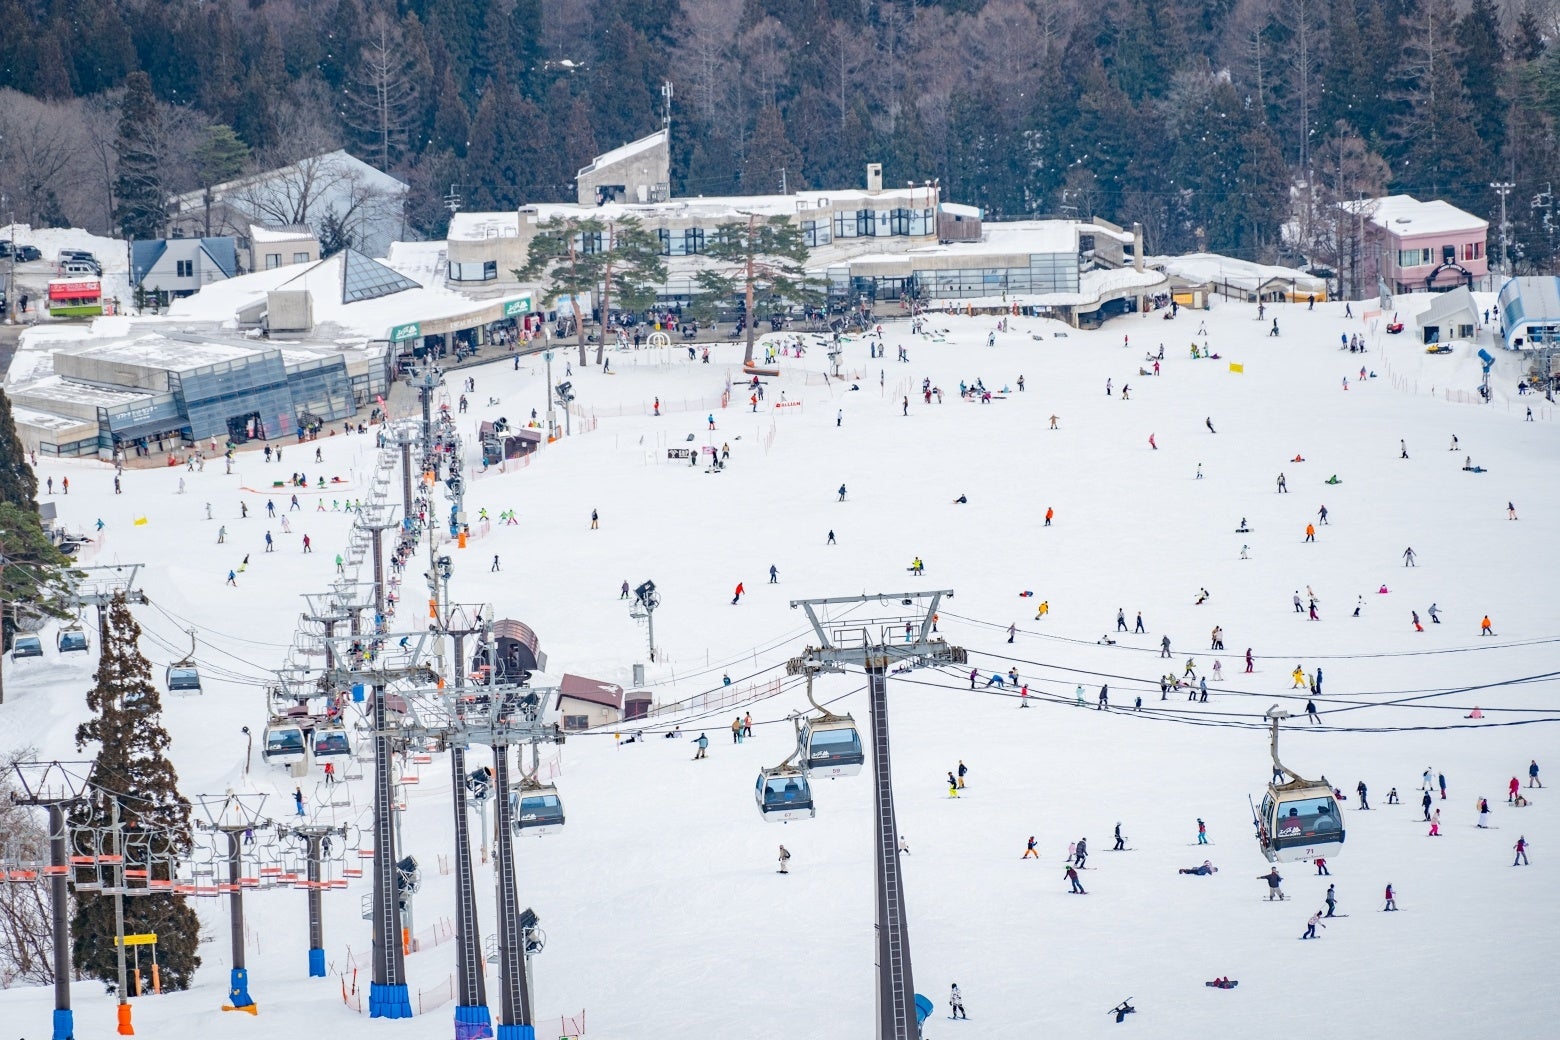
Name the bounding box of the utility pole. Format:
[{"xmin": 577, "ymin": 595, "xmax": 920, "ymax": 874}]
[
  {"xmin": 787, "ymin": 590, "xmax": 964, "ymax": 1040},
  {"xmin": 1491, "ymin": 181, "xmax": 1515, "ymax": 283}
]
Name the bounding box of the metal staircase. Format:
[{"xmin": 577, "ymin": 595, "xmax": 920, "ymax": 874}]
[
  {"xmin": 490, "ymin": 745, "xmax": 534, "ymax": 1036},
  {"xmin": 869, "ymin": 667, "xmax": 917, "ymax": 1040},
  {"xmin": 368, "ymin": 681, "xmax": 411, "ymax": 1018},
  {"xmin": 449, "ymin": 744, "xmax": 492, "ymax": 1038}
]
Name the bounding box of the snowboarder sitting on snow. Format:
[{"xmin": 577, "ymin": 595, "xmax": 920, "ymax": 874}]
[
  {"xmin": 1179, "ymin": 860, "xmax": 1217, "ymax": 875},
  {"xmin": 952, "ymin": 494, "xmax": 967, "ymax": 504}
]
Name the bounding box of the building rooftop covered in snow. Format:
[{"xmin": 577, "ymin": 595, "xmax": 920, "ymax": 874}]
[
  {"xmin": 1342, "ymin": 195, "xmax": 1489, "ymax": 295},
  {"xmin": 1495, "ymin": 276, "xmax": 1560, "ymax": 351},
  {"xmin": 446, "ymin": 137, "xmax": 1165, "ymax": 327}
]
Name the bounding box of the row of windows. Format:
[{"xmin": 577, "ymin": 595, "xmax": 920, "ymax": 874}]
[
  {"xmin": 263, "ymin": 252, "xmax": 313, "ymax": 269},
  {"xmin": 1396, "ymin": 242, "xmax": 1484, "ymax": 268},
  {"xmin": 560, "ymin": 209, "xmax": 942, "ymax": 258}
]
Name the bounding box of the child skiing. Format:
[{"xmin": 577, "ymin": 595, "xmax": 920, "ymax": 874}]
[
  {"xmin": 1023, "ymin": 836, "xmax": 1039, "ymax": 859},
  {"xmin": 1065, "ymin": 865, "xmax": 1086, "ymax": 894}
]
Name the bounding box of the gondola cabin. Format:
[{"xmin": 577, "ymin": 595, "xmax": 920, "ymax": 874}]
[
  {"xmin": 263, "ymin": 722, "xmax": 308, "ymax": 765},
  {"xmin": 166, "ymin": 665, "xmax": 202, "ymax": 692},
  {"xmin": 1258, "ymin": 781, "xmax": 1345, "ymax": 863},
  {"xmin": 10, "ymin": 634, "xmax": 43, "ymax": 659},
  {"xmin": 313, "ymin": 725, "xmax": 351, "ymax": 759},
  {"xmin": 798, "ymin": 717, "xmax": 864, "ymax": 778},
  {"xmin": 755, "ymin": 766, "xmax": 815, "ymax": 822},
  {"xmin": 510, "ymin": 784, "xmax": 565, "ymax": 835},
  {"xmin": 57, "ymin": 627, "xmax": 90, "ymax": 653}
]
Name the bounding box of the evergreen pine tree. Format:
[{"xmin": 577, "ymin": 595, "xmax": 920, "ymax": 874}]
[
  {"xmin": 113, "ymin": 71, "xmax": 167, "ymax": 241},
  {"xmin": 0, "ymin": 390, "xmax": 38, "ymax": 511},
  {"xmin": 71, "ymin": 594, "xmax": 201, "ymax": 990},
  {"xmin": 694, "ymin": 215, "xmax": 822, "ymax": 366}
]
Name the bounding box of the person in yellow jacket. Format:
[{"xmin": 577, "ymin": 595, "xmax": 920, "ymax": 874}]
[
  {"xmin": 1034, "ymin": 600, "xmax": 1049, "ymax": 620},
  {"xmin": 1292, "ymin": 665, "xmax": 1306, "ymax": 688}
]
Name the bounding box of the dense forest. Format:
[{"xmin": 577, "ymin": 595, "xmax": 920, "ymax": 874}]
[{"xmin": 0, "ymin": 0, "xmax": 1557, "ymax": 270}]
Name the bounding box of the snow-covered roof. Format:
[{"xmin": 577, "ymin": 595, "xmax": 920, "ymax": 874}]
[
  {"xmin": 10, "ymin": 405, "xmax": 95, "ymax": 433},
  {"xmin": 940, "ymin": 202, "xmax": 982, "ymax": 219},
  {"xmin": 447, "ymin": 213, "xmax": 520, "ymax": 241},
  {"xmin": 577, "ymin": 130, "xmax": 668, "ymax": 178},
  {"xmin": 1344, "ymin": 195, "xmax": 1487, "ymax": 237},
  {"xmin": 249, "ymin": 224, "xmax": 318, "ymax": 244},
  {"xmin": 1415, "ymin": 285, "xmax": 1479, "ymax": 329},
  {"xmin": 162, "ymin": 250, "xmax": 519, "ymax": 340},
  {"xmin": 519, "ymin": 186, "xmax": 937, "ymax": 227},
  {"xmin": 70, "ymin": 336, "xmax": 264, "ymax": 373},
  {"xmin": 1151, "ymin": 253, "xmax": 1325, "ymax": 293},
  {"xmin": 13, "ymin": 374, "xmax": 152, "ymax": 409}
]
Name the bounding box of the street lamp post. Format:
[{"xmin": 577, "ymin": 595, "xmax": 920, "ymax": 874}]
[{"xmin": 1490, "ymin": 181, "xmax": 1515, "ymax": 282}]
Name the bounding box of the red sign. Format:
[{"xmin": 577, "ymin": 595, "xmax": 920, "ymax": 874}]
[{"xmin": 49, "ymin": 280, "xmax": 101, "ymax": 299}]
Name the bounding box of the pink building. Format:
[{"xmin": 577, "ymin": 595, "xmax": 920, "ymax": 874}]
[{"xmin": 1349, "ymin": 195, "xmax": 1489, "ymax": 295}]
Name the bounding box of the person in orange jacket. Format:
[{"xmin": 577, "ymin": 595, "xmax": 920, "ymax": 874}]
[
  {"xmin": 1480, "ymin": 615, "xmax": 1495, "ymax": 635},
  {"xmin": 1044, "ymin": 506, "xmax": 1054, "ymax": 526}
]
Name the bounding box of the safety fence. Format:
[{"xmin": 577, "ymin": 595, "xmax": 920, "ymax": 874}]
[
  {"xmin": 410, "ymin": 916, "xmax": 455, "ymax": 953},
  {"xmin": 637, "ymin": 677, "xmax": 785, "ymax": 723},
  {"xmin": 416, "ymin": 974, "xmax": 455, "ymax": 1014}
]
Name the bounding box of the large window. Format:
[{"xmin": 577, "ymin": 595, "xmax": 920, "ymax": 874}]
[
  {"xmin": 659, "ymin": 228, "xmax": 706, "ymax": 256},
  {"xmin": 1462, "ymin": 242, "xmax": 1483, "ymax": 262},
  {"xmin": 908, "ymin": 208, "xmax": 933, "ymax": 236},
  {"xmin": 802, "ymin": 219, "xmax": 831, "ymax": 248},
  {"xmin": 176, "ymin": 260, "xmax": 193, "ymax": 277},
  {"xmin": 890, "ymin": 209, "xmax": 910, "ymax": 236},
  {"xmin": 448, "ymin": 260, "xmax": 498, "ymax": 282},
  {"xmin": 576, "ymin": 231, "xmax": 604, "ymax": 254},
  {"xmin": 858, "ymin": 209, "xmax": 875, "ymax": 237},
  {"xmin": 1397, "ymin": 247, "xmax": 1432, "ymax": 268},
  {"xmin": 834, "ymin": 211, "xmax": 858, "ymax": 239}
]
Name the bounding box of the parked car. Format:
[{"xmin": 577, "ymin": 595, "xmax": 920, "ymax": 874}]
[{"xmin": 15, "ymin": 245, "xmax": 41, "ymax": 262}]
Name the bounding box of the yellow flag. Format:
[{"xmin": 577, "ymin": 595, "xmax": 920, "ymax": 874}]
[
  {"xmin": 1228, "ymin": 362, "xmax": 1244, "ymax": 374},
  {"xmin": 133, "ymin": 516, "xmax": 148, "ymax": 526}
]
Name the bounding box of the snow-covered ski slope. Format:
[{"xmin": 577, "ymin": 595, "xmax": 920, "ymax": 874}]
[{"xmin": 2, "ymin": 293, "xmax": 1557, "ymax": 1039}]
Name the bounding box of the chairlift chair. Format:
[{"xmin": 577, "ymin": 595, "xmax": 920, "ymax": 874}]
[{"xmin": 1255, "ymin": 707, "xmax": 1345, "ymax": 863}]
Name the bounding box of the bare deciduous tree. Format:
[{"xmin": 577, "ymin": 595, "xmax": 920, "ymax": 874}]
[{"xmin": 0, "ymin": 748, "xmax": 57, "ymax": 989}]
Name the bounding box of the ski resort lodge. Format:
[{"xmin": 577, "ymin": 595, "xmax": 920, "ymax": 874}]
[{"xmin": 445, "ymin": 130, "xmax": 1167, "ymax": 328}]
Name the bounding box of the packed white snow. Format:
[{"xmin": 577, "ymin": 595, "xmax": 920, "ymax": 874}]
[{"xmin": 1, "ymin": 292, "xmax": 1556, "ymax": 1040}]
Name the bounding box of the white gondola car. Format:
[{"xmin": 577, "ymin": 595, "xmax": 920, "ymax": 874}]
[
  {"xmin": 510, "ymin": 783, "xmax": 565, "ymax": 836},
  {"xmin": 57, "ymin": 626, "xmax": 91, "ymax": 653},
  {"xmin": 313, "ymin": 724, "xmax": 352, "ymax": 759},
  {"xmin": 10, "ymin": 634, "xmax": 43, "ymax": 659},
  {"xmin": 166, "ymin": 665, "xmax": 203, "ymax": 692},
  {"xmin": 754, "ymin": 766, "xmax": 815, "ymax": 822},
  {"xmin": 263, "ymin": 722, "xmax": 308, "ymax": 765},
  {"xmin": 1255, "ymin": 706, "xmax": 1345, "ymax": 863},
  {"xmin": 798, "ymin": 716, "xmax": 864, "ymax": 778}
]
